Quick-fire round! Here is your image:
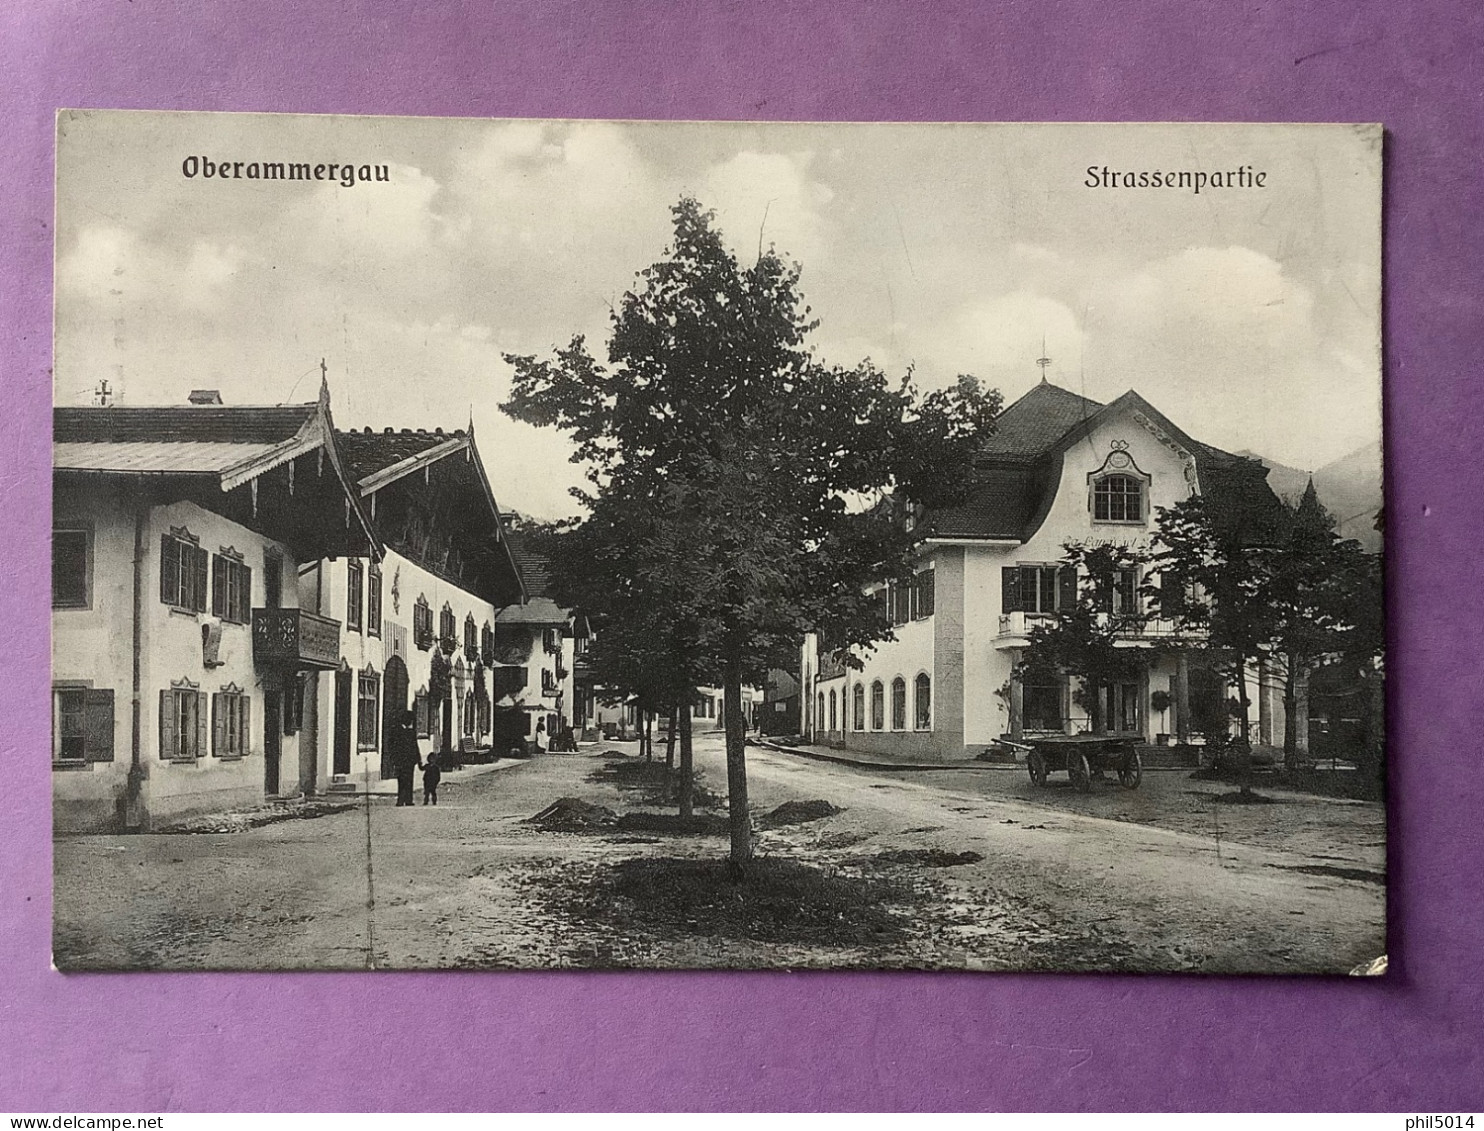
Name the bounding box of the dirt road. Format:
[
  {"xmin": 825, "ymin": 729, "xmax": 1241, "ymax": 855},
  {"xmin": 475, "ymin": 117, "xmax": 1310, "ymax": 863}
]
[{"xmin": 53, "ymin": 734, "xmax": 1385, "ymax": 973}]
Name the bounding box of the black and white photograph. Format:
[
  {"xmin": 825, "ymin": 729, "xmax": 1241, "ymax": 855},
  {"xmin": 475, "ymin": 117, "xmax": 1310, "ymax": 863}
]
[{"xmin": 50, "ymin": 111, "xmax": 1384, "ymax": 973}]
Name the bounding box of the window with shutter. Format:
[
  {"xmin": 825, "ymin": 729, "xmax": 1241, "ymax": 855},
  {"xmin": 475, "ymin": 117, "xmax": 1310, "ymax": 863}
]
[
  {"xmin": 52, "ymin": 687, "xmax": 87, "ymax": 763},
  {"xmin": 83, "ymin": 688, "xmax": 115, "ymax": 762},
  {"xmin": 160, "ymin": 529, "xmax": 206, "ymax": 610},
  {"xmin": 212, "ymin": 688, "xmax": 250, "ymax": 757},
  {"xmin": 160, "ymin": 682, "xmax": 204, "ymax": 760},
  {"xmin": 367, "ymin": 564, "xmax": 382, "ymax": 637},
  {"xmin": 52, "ymin": 526, "xmax": 92, "ymax": 609},
  {"xmin": 346, "ymin": 561, "xmax": 364, "ymax": 632},
  {"xmin": 1001, "ymin": 566, "xmax": 1021, "ymax": 613}
]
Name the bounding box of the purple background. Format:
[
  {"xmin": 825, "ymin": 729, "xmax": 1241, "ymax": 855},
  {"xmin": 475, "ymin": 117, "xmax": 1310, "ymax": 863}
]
[{"xmin": 2, "ymin": 0, "xmax": 1481, "ymax": 1113}]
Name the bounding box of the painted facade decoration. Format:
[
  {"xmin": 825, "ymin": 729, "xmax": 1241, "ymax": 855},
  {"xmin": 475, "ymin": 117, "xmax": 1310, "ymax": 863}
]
[{"xmin": 309, "ymin": 423, "xmax": 525, "ymax": 786}]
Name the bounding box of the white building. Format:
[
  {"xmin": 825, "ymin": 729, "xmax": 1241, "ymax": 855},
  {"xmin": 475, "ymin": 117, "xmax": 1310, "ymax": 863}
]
[
  {"xmin": 803, "ymin": 380, "xmax": 1290, "ymax": 762},
  {"xmin": 52, "ymin": 383, "xmax": 378, "ymax": 831}
]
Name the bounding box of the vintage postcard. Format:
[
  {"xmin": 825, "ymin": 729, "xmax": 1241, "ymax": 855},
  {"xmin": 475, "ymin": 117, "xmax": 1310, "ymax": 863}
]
[{"xmin": 51, "ymin": 112, "xmax": 1383, "ymax": 972}]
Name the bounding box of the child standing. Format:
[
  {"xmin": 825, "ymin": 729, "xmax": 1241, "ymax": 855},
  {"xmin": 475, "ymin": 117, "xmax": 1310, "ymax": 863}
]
[{"xmin": 422, "ymin": 749, "xmax": 442, "ymax": 806}]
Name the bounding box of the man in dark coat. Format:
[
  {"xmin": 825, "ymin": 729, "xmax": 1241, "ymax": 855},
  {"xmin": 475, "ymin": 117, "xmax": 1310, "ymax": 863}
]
[{"xmin": 388, "ymin": 708, "xmax": 422, "ymax": 807}]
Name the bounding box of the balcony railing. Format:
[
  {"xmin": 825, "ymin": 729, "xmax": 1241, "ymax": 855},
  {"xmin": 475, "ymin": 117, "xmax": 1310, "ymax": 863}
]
[
  {"xmin": 995, "ymin": 609, "xmax": 1198, "ymax": 648},
  {"xmin": 252, "ymin": 607, "xmax": 342, "ymax": 669}
]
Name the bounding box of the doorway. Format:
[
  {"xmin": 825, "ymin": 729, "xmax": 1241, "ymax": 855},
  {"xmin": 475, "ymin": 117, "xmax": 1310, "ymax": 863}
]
[
  {"xmin": 333, "ymin": 665, "xmax": 353, "ymax": 776},
  {"xmin": 264, "ymin": 690, "xmax": 282, "ymax": 795},
  {"xmin": 381, "ymin": 653, "xmax": 409, "ymax": 780}
]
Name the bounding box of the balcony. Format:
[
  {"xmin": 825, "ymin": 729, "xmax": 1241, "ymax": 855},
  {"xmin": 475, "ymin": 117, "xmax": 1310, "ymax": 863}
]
[
  {"xmin": 994, "ymin": 611, "xmax": 1056, "ymax": 648},
  {"xmin": 252, "ymin": 607, "xmax": 343, "ymax": 669},
  {"xmin": 994, "ymin": 610, "xmax": 1199, "ymax": 650}
]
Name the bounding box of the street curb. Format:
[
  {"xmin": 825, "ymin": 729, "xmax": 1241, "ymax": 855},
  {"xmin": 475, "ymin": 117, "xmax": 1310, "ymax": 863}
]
[
  {"xmin": 756, "ymin": 741, "xmax": 1198, "ymax": 774},
  {"xmin": 755, "ymin": 741, "xmax": 1010, "ymax": 773},
  {"xmin": 327, "ymin": 756, "xmax": 526, "ymax": 797}
]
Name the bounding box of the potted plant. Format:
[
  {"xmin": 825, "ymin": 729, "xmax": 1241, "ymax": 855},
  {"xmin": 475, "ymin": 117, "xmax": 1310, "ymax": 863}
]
[{"xmin": 1150, "ymin": 689, "xmax": 1172, "ymax": 745}]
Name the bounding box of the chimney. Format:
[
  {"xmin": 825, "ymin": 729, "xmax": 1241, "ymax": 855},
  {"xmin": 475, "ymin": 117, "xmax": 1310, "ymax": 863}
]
[{"xmin": 188, "ymin": 389, "xmax": 223, "ymax": 405}]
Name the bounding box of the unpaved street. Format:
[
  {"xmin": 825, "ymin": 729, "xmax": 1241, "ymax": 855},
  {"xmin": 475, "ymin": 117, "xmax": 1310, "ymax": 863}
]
[{"xmin": 54, "ymin": 734, "xmax": 1385, "ymax": 973}]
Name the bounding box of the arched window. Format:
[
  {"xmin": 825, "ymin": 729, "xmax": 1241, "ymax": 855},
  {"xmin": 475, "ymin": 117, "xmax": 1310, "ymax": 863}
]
[
  {"xmin": 464, "ymin": 691, "xmax": 476, "ymax": 736},
  {"xmin": 870, "ymin": 680, "xmax": 885, "ymax": 730},
  {"xmin": 828, "ymin": 689, "xmax": 837, "ymax": 732},
  {"xmin": 852, "ymin": 683, "xmax": 865, "ymax": 731},
  {"xmin": 816, "ymin": 692, "xmax": 824, "ymax": 735},
  {"xmin": 1093, "ymin": 474, "xmax": 1145, "ymax": 522},
  {"xmin": 481, "ymin": 621, "xmax": 494, "ymax": 664},
  {"xmin": 464, "ymin": 613, "xmax": 478, "ymax": 662},
  {"xmin": 890, "ymin": 677, "xmax": 906, "ymax": 730},
  {"xmin": 914, "ymin": 673, "xmax": 931, "ymax": 730}
]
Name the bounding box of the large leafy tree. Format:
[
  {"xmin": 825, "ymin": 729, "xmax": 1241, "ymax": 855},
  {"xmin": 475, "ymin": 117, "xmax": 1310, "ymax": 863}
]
[
  {"xmin": 1147, "ymin": 493, "xmax": 1277, "ymax": 770},
  {"xmin": 501, "ymin": 198, "xmax": 999, "ymax": 869},
  {"xmin": 1017, "ymin": 543, "xmax": 1150, "ymax": 735},
  {"xmin": 1261, "ymin": 482, "xmax": 1384, "ymax": 768}
]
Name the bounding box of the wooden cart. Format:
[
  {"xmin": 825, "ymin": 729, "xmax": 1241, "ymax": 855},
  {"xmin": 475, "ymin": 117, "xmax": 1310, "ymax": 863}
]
[{"xmin": 1020, "ymin": 734, "xmax": 1142, "ymax": 791}]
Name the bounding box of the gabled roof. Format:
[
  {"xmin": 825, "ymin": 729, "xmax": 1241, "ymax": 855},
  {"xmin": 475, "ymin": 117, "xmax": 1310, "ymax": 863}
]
[
  {"xmin": 495, "ymin": 597, "xmax": 570, "ymax": 628},
  {"xmin": 54, "ymin": 381, "xmax": 380, "ymax": 557},
  {"xmin": 335, "ymin": 423, "xmax": 526, "ymax": 604},
  {"xmin": 503, "ymin": 531, "xmax": 551, "ymax": 599},
  {"xmin": 928, "ymin": 380, "xmax": 1287, "ymax": 545},
  {"xmin": 976, "ymin": 380, "xmax": 1102, "ymax": 463}
]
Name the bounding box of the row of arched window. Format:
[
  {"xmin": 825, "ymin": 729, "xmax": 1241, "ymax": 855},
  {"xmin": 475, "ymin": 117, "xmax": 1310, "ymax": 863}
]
[{"xmin": 817, "ymin": 673, "xmax": 931, "ymax": 733}]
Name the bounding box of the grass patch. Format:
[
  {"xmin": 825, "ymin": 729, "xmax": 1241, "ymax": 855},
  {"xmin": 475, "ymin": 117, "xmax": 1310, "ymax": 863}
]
[
  {"xmin": 1213, "ymin": 790, "xmax": 1278, "ymax": 805},
  {"xmin": 757, "ymin": 799, "xmax": 841, "ymax": 829},
  {"xmin": 587, "ymin": 757, "xmax": 723, "ymax": 809},
  {"xmin": 870, "ymin": 848, "xmax": 985, "ymax": 868},
  {"xmin": 1274, "ymin": 863, "xmax": 1385, "ymax": 885},
  {"xmin": 613, "ymin": 811, "xmax": 730, "ymax": 837},
  {"xmin": 156, "ymin": 799, "xmax": 356, "ymax": 835},
  {"xmin": 559, "ymin": 856, "xmax": 917, "ymax": 946}
]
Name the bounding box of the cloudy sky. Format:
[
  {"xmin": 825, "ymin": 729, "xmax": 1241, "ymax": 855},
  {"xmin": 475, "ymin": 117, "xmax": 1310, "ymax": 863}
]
[{"xmin": 55, "ymin": 113, "xmax": 1381, "ymax": 520}]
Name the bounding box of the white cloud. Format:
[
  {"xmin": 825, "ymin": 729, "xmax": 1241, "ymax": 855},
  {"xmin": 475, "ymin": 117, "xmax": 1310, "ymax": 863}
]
[
  {"xmin": 58, "ymin": 226, "xmax": 248, "ymax": 314},
  {"xmin": 699, "ymin": 150, "xmax": 834, "ymax": 265}
]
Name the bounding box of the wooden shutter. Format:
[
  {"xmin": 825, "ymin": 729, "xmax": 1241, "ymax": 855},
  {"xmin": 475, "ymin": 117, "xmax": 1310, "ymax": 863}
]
[
  {"xmin": 193, "ymin": 546, "xmax": 209, "ymax": 612},
  {"xmin": 159, "ymin": 690, "xmax": 176, "ymax": 759},
  {"xmin": 1059, "ymin": 566, "xmax": 1077, "ymax": 611},
  {"xmin": 192, "ymin": 691, "xmax": 207, "ymax": 758},
  {"xmin": 241, "ymin": 696, "xmax": 251, "ymax": 755},
  {"xmin": 212, "ymin": 555, "xmax": 226, "ymax": 616},
  {"xmin": 212, "ymin": 693, "xmax": 224, "ymax": 756},
  {"xmin": 83, "ymin": 689, "xmax": 115, "ymax": 762},
  {"xmin": 160, "ymin": 536, "xmax": 177, "ymax": 604},
  {"xmin": 239, "ymin": 564, "xmax": 253, "ymax": 622},
  {"xmin": 1001, "ymin": 566, "xmax": 1021, "ymax": 612},
  {"xmin": 920, "ymin": 570, "xmax": 935, "ymax": 616}
]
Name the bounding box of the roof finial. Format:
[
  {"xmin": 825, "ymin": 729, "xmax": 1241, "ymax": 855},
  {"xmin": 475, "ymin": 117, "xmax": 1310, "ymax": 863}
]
[{"xmin": 1036, "ymin": 336, "xmax": 1052, "ymax": 383}]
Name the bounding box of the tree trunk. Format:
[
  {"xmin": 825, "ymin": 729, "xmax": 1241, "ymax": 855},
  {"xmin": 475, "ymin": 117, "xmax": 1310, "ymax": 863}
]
[
  {"xmin": 678, "ymin": 698, "xmax": 694, "ymax": 822},
  {"xmin": 1236, "ymin": 655, "xmax": 1254, "ymax": 795},
  {"xmin": 1282, "ymin": 656, "xmax": 1301, "ymax": 770},
  {"xmin": 1088, "ymin": 677, "xmax": 1104, "ymax": 735},
  {"xmin": 643, "ymin": 708, "xmax": 653, "ymax": 762},
  {"xmin": 723, "ymin": 659, "xmax": 752, "ymax": 871},
  {"xmin": 665, "ymin": 703, "xmax": 677, "ymax": 772}
]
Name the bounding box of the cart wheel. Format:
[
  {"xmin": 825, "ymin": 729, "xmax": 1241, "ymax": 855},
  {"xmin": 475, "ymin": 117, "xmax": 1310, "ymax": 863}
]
[
  {"xmin": 1118, "ymin": 749, "xmax": 1143, "ymax": 790},
  {"xmin": 1069, "ymin": 751, "xmax": 1092, "ymax": 792},
  {"xmin": 1028, "ymin": 750, "xmax": 1048, "ymax": 787}
]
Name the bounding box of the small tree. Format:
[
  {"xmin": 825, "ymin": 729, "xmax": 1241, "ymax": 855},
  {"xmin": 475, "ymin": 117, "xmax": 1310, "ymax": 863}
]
[
  {"xmin": 502, "ymin": 198, "xmax": 999, "ymax": 870},
  {"xmin": 1148, "ymin": 494, "xmax": 1279, "ymax": 790},
  {"xmin": 1017, "ymin": 543, "xmax": 1150, "ymax": 735},
  {"xmin": 1262, "ymin": 481, "xmax": 1382, "ymax": 769}
]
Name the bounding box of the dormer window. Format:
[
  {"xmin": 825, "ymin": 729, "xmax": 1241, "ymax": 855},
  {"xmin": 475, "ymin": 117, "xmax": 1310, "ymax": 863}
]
[{"xmin": 1092, "ymin": 473, "xmax": 1145, "ymax": 523}]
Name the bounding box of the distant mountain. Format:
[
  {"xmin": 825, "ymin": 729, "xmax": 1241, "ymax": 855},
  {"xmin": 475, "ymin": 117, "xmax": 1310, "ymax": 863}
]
[{"xmin": 1237, "ymin": 441, "xmax": 1383, "ymax": 552}]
